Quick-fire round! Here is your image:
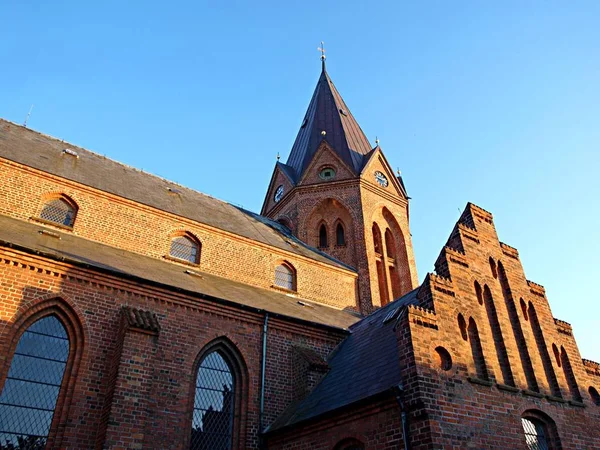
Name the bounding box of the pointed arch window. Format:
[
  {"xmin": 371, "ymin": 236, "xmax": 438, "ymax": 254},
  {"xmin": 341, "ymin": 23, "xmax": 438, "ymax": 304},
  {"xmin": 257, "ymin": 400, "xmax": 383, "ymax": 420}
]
[
  {"xmin": 336, "ymin": 222, "xmax": 345, "ymax": 246},
  {"xmin": 191, "ymin": 351, "xmax": 235, "ymax": 450},
  {"xmin": 274, "ymin": 262, "xmax": 296, "ymax": 291},
  {"xmin": 0, "ymin": 316, "xmax": 70, "ymax": 448},
  {"xmin": 319, "ymin": 224, "xmax": 328, "ymax": 248},
  {"xmin": 39, "ymin": 195, "xmax": 77, "ymax": 227},
  {"xmin": 170, "ymin": 234, "xmax": 201, "ymax": 264},
  {"xmin": 384, "ymin": 228, "xmax": 396, "ymax": 259}
]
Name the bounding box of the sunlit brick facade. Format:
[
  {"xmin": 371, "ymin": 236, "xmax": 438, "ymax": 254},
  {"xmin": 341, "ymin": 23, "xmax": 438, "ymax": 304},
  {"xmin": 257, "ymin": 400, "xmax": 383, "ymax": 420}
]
[{"xmin": 0, "ymin": 63, "xmax": 598, "ymax": 450}]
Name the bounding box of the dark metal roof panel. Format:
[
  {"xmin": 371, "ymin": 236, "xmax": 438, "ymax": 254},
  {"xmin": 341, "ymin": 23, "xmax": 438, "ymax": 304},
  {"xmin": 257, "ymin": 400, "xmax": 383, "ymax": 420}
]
[
  {"xmin": 266, "ymin": 288, "xmax": 419, "ymax": 432},
  {"xmin": 0, "ymin": 119, "xmax": 351, "ymax": 270},
  {"xmin": 286, "ymin": 68, "xmax": 373, "ymax": 178}
]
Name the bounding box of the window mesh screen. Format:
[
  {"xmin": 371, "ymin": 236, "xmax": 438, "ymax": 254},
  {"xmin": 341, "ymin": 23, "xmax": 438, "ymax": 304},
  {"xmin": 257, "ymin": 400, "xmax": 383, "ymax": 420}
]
[
  {"xmin": 0, "ymin": 316, "xmax": 69, "ymax": 449},
  {"xmin": 522, "ymin": 418, "xmax": 549, "ymax": 450},
  {"xmin": 191, "ymin": 352, "xmax": 234, "ymax": 450},
  {"xmin": 170, "ymin": 236, "xmax": 199, "ymax": 264},
  {"xmin": 274, "ymin": 265, "xmax": 294, "ymax": 290},
  {"xmin": 39, "ymin": 199, "xmax": 75, "ymax": 227}
]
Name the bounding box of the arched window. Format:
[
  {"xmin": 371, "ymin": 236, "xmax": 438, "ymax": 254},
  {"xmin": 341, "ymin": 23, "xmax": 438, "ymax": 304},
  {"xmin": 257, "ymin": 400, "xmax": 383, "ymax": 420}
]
[
  {"xmin": 0, "ymin": 316, "xmax": 70, "ymax": 448},
  {"xmin": 372, "ymin": 223, "xmax": 382, "ymax": 254},
  {"xmin": 274, "ymin": 263, "xmax": 296, "ymax": 291},
  {"xmin": 521, "ymin": 410, "xmax": 561, "ymax": 450},
  {"xmin": 467, "ymin": 317, "xmax": 489, "ymax": 380},
  {"xmin": 560, "ymin": 346, "xmax": 582, "ymax": 402},
  {"xmin": 336, "ymin": 222, "xmax": 345, "ymax": 246},
  {"xmin": 191, "ymin": 351, "xmax": 235, "ymax": 450},
  {"xmin": 319, "ymin": 224, "xmax": 328, "ymax": 248},
  {"xmin": 333, "ymin": 438, "xmax": 365, "ymax": 450},
  {"xmin": 170, "ymin": 234, "xmax": 201, "ymax": 264},
  {"xmin": 39, "ymin": 196, "xmax": 77, "ymax": 227},
  {"xmin": 527, "ymin": 302, "xmax": 561, "ymax": 397},
  {"xmin": 483, "ymin": 285, "xmax": 514, "ymax": 386},
  {"xmin": 589, "ymin": 386, "xmax": 600, "ymax": 406},
  {"xmin": 384, "ymin": 228, "xmax": 396, "ymax": 259}
]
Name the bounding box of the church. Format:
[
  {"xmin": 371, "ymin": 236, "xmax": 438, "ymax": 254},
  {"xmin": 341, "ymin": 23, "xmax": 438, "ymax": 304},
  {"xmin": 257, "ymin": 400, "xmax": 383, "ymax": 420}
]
[{"xmin": 0, "ymin": 55, "xmax": 598, "ymax": 450}]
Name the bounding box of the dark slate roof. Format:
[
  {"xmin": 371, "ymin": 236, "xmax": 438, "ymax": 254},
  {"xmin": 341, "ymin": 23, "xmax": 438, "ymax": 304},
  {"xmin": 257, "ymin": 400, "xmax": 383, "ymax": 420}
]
[
  {"xmin": 266, "ymin": 288, "xmax": 419, "ymax": 432},
  {"xmin": 0, "ymin": 119, "xmax": 351, "ymax": 271},
  {"xmin": 0, "ymin": 215, "xmax": 361, "ymax": 330},
  {"xmin": 285, "ymin": 65, "xmax": 373, "ymax": 180}
]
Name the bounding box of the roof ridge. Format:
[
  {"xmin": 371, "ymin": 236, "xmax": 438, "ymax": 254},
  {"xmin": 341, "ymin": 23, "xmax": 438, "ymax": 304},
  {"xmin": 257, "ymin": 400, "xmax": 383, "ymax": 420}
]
[{"xmin": 0, "ymin": 118, "xmax": 224, "ymax": 205}]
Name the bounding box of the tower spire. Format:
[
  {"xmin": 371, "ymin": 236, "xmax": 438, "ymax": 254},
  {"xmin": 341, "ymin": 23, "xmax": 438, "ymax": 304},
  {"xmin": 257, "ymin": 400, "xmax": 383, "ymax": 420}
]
[{"xmin": 318, "ymin": 41, "xmax": 326, "ymax": 71}]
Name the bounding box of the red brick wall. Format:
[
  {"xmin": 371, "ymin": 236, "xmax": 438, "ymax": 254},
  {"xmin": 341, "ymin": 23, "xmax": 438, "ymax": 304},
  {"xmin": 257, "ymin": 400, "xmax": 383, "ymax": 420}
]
[
  {"xmin": 406, "ymin": 203, "xmax": 600, "ymax": 449},
  {"xmin": 0, "ymin": 247, "xmax": 347, "ymax": 449},
  {"xmin": 267, "ymin": 398, "xmax": 406, "ymax": 450},
  {"xmin": 265, "ymin": 143, "xmax": 418, "ymax": 314},
  {"xmin": 0, "ymin": 158, "xmax": 357, "ymax": 309}
]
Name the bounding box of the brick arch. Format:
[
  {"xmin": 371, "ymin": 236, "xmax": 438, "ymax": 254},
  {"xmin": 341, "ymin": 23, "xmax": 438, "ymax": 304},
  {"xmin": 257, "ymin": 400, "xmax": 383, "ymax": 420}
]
[
  {"xmin": 275, "ymin": 215, "xmax": 294, "ymax": 234},
  {"xmin": 166, "ymin": 229, "xmax": 202, "ymax": 265},
  {"xmin": 303, "ymin": 197, "xmax": 356, "ymax": 267},
  {"xmin": 369, "ymin": 206, "xmax": 412, "ymax": 300},
  {"xmin": 520, "ymin": 408, "xmax": 562, "ymax": 449},
  {"xmin": 0, "ymin": 296, "xmax": 87, "ymax": 448},
  {"xmin": 38, "ymin": 192, "xmax": 80, "ymax": 227},
  {"xmin": 185, "ymin": 336, "xmax": 249, "ymax": 450}
]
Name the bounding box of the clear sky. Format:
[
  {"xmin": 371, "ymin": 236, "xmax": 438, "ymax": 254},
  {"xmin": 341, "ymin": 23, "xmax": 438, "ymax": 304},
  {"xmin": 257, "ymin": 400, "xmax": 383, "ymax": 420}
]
[{"xmin": 2, "ymin": 1, "xmax": 599, "ymax": 361}]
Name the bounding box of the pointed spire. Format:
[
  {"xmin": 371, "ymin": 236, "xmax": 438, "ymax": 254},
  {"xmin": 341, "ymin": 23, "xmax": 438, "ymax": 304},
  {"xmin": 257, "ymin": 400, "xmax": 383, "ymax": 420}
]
[{"xmin": 285, "ymin": 56, "xmax": 372, "ymax": 181}]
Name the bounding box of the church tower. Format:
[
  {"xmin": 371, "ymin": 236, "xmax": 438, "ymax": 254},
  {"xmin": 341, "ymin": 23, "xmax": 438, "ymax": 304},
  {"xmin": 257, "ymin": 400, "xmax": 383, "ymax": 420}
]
[{"xmin": 261, "ymin": 54, "xmax": 418, "ymax": 314}]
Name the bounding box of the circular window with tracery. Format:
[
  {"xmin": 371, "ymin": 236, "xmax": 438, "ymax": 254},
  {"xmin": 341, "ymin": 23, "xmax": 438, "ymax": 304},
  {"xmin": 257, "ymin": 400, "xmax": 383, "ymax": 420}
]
[{"xmin": 319, "ymin": 167, "xmax": 336, "ymax": 180}]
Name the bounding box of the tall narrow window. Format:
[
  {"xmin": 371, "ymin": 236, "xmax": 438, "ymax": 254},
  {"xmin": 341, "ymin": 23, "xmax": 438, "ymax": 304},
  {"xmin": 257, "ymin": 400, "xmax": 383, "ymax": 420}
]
[
  {"xmin": 483, "ymin": 285, "xmax": 514, "ymax": 386},
  {"xmin": 191, "ymin": 351, "xmax": 235, "ymax": 450},
  {"xmin": 39, "ymin": 196, "xmax": 77, "ymax": 227},
  {"xmin": 560, "ymin": 346, "xmax": 582, "ymax": 402},
  {"xmin": 497, "ymin": 262, "xmax": 539, "ymax": 392},
  {"xmin": 527, "ymin": 302, "xmax": 561, "ymax": 397},
  {"xmin": 274, "ymin": 263, "xmax": 296, "ymax": 291},
  {"xmin": 319, "ymin": 224, "xmax": 328, "ymax": 248},
  {"xmin": 0, "ymin": 316, "xmax": 70, "ymax": 448},
  {"xmin": 372, "ymin": 223, "xmax": 388, "ymax": 305},
  {"xmin": 468, "ymin": 317, "xmax": 489, "ymax": 381},
  {"xmin": 170, "ymin": 234, "xmax": 200, "ymax": 264},
  {"xmin": 384, "ymin": 229, "xmax": 396, "ymax": 259},
  {"xmin": 336, "ymin": 222, "xmax": 345, "ymax": 246},
  {"xmin": 372, "ymin": 224, "xmax": 382, "ymax": 254}
]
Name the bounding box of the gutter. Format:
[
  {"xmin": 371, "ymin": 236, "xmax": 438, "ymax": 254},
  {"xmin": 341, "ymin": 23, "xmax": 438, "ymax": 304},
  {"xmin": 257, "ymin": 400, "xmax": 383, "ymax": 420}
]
[
  {"xmin": 259, "ymin": 312, "xmax": 269, "ymax": 449},
  {"xmin": 393, "ymin": 384, "xmax": 410, "ymax": 450}
]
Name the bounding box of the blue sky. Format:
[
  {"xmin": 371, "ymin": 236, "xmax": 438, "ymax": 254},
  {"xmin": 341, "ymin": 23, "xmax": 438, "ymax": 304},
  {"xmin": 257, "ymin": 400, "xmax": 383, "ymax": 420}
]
[{"xmin": 2, "ymin": 1, "xmax": 599, "ymax": 362}]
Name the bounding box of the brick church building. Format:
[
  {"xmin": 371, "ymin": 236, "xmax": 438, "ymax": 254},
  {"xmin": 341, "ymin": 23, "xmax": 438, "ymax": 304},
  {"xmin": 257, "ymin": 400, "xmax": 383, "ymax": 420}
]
[{"xmin": 0, "ymin": 57, "xmax": 598, "ymax": 450}]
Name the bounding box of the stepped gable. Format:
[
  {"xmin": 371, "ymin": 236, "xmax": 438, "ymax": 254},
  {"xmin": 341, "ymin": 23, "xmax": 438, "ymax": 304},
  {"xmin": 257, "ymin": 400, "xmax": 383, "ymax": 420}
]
[
  {"xmin": 0, "ymin": 214, "xmax": 360, "ymax": 330},
  {"xmin": 267, "ymin": 288, "xmax": 418, "ymax": 432},
  {"xmin": 0, "ymin": 119, "xmax": 351, "ymax": 271},
  {"xmin": 285, "ymin": 64, "xmax": 373, "ymax": 181}
]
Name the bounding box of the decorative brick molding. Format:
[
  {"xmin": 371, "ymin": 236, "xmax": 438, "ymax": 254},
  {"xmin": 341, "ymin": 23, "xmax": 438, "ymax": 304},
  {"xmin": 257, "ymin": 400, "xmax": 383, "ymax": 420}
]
[
  {"xmin": 121, "ymin": 306, "xmax": 161, "ymax": 335},
  {"xmin": 554, "ymin": 318, "xmax": 573, "ymax": 336},
  {"xmin": 527, "ymin": 280, "xmax": 546, "ymax": 298},
  {"xmin": 500, "ymin": 242, "xmax": 519, "ymax": 260},
  {"xmin": 583, "ymin": 359, "xmax": 600, "ymax": 377},
  {"xmin": 408, "ymin": 305, "xmax": 438, "ymax": 329}
]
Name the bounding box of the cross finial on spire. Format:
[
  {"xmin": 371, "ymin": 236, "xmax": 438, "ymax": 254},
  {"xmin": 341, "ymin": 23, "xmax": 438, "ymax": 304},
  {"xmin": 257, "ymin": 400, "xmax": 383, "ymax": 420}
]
[
  {"xmin": 375, "ymin": 136, "xmax": 380, "ymax": 146},
  {"xmin": 277, "ymin": 152, "xmax": 280, "ymax": 161},
  {"xmin": 318, "ymin": 41, "xmax": 326, "ymax": 70}
]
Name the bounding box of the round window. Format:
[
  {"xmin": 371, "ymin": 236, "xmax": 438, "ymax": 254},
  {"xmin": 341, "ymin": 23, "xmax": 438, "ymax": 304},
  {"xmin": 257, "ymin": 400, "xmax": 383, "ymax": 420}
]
[{"xmin": 319, "ymin": 167, "xmax": 336, "ymax": 180}]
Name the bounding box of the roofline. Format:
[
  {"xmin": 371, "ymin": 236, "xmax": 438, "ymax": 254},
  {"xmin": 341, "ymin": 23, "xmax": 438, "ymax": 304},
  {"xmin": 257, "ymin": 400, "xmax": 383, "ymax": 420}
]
[
  {"xmin": 0, "ymin": 155, "xmax": 356, "ymax": 276},
  {"xmin": 0, "ymin": 238, "xmax": 356, "ymax": 335}
]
